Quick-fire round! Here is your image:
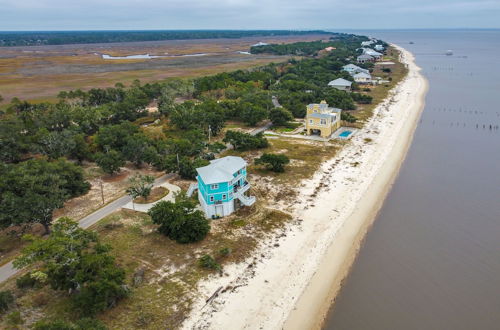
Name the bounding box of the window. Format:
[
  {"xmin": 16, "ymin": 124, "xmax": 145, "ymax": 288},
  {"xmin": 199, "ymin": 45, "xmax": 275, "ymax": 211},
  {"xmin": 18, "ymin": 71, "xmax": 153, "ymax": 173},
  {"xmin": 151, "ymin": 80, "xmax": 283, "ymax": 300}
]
[
  {"xmin": 229, "ymin": 192, "xmax": 233, "ymax": 198},
  {"xmin": 222, "ymin": 194, "xmax": 227, "ymax": 200},
  {"xmin": 320, "ymin": 119, "xmax": 327, "ymax": 125},
  {"xmin": 209, "ymin": 196, "xmax": 214, "ymax": 202},
  {"xmin": 309, "ymin": 119, "xmax": 313, "ymax": 124},
  {"xmin": 210, "ymin": 184, "xmax": 219, "ymax": 190}
]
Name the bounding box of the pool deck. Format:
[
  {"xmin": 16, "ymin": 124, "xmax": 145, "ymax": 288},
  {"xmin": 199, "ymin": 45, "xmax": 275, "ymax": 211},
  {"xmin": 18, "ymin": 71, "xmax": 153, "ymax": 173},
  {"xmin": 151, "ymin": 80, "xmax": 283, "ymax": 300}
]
[{"xmin": 265, "ymin": 126, "xmax": 358, "ymax": 142}]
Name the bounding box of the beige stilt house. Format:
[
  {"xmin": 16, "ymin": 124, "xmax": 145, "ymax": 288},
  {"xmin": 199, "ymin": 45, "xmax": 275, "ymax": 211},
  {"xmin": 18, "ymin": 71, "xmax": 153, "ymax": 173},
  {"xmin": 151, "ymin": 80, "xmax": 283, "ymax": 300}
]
[{"xmin": 305, "ymin": 101, "xmax": 342, "ymax": 138}]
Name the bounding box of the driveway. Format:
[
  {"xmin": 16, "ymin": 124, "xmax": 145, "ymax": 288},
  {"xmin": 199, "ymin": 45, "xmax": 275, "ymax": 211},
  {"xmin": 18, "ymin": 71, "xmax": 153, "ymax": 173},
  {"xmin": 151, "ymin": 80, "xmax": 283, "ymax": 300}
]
[{"xmin": 0, "ymin": 173, "xmax": 173, "ymax": 284}]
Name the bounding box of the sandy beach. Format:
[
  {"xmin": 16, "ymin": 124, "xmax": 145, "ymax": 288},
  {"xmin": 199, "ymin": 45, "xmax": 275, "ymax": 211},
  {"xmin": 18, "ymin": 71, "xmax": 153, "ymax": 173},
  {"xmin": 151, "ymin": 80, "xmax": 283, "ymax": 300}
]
[{"xmin": 182, "ymin": 45, "xmax": 428, "ymax": 330}]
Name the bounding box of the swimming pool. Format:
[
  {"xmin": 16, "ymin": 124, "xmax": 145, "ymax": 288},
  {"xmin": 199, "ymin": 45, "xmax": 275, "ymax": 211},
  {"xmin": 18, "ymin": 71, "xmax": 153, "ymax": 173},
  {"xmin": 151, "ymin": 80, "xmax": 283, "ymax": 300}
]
[{"xmin": 339, "ymin": 130, "xmax": 352, "ymax": 138}]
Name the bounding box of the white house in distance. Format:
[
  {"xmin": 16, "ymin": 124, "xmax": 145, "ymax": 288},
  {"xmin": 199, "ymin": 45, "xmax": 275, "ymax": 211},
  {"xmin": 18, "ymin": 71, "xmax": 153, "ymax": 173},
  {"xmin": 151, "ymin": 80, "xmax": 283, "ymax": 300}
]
[
  {"xmin": 362, "ymin": 48, "xmax": 383, "ymax": 60},
  {"xmin": 361, "ymin": 40, "xmax": 374, "ymax": 47},
  {"xmin": 252, "ymin": 41, "xmax": 269, "ymax": 47},
  {"xmin": 342, "ymin": 64, "xmax": 369, "ymax": 75},
  {"xmin": 328, "ymin": 78, "xmax": 352, "ymax": 91},
  {"xmin": 357, "ymin": 54, "xmax": 374, "ymax": 64},
  {"xmin": 374, "ymin": 44, "xmax": 385, "ymax": 51},
  {"xmin": 353, "ymin": 72, "xmax": 372, "ymax": 84}
]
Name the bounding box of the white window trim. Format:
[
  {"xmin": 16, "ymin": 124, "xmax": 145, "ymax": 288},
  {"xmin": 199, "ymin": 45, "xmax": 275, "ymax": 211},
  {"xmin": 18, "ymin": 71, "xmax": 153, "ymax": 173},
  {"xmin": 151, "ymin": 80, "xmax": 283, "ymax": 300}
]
[
  {"xmin": 210, "ymin": 184, "xmax": 219, "ymax": 190},
  {"xmin": 222, "ymin": 194, "xmax": 227, "ymax": 200},
  {"xmin": 209, "ymin": 195, "xmax": 214, "ymax": 202}
]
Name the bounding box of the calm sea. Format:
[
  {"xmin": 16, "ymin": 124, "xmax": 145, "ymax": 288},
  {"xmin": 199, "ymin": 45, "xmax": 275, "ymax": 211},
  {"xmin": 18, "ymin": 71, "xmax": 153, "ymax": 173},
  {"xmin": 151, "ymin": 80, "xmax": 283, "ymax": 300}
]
[{"xmin": 324, "ymin": 29, "xmax": 500, "ymax": 330}]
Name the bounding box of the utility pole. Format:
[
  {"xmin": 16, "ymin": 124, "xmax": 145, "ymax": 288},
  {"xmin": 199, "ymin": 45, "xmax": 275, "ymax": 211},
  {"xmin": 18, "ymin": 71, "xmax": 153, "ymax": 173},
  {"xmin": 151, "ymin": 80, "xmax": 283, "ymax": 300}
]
[
  {"xmin": 176, "ymin": 153, "xmax": 180, "ymax": 171},
  {"xmin": 99, "ymin": 179, "xmax": 104, "ymax": 205},
  {"xmin": 208, "ymin": 125, "xmax": 211, "ymax": 142}
]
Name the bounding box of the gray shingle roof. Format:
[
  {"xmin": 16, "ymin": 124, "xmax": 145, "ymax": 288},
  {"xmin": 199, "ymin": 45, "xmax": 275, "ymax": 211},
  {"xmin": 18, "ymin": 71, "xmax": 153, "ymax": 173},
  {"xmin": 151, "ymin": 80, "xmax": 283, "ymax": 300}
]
[{"xmin": 196, "ymin": 156, "xmax": 246, "ymax": 184}]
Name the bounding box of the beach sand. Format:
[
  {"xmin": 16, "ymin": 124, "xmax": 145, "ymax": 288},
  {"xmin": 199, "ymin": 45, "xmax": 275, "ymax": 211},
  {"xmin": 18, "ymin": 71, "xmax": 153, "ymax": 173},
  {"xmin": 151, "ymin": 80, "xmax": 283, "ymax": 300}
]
[{"xmin": 182, "ymin": 45, "xmax": 428, "ymax": 330}]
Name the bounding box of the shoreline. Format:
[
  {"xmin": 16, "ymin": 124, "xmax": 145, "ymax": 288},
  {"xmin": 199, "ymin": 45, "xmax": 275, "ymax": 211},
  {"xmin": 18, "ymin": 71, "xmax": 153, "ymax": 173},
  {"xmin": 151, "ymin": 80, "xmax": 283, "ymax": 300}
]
[
  {"xmin": 182, "ymin": 45, "xmax": 428, "ymax": 330},
  {"xmin": 284, "ymin": 45, "xmax": 429, "ymax": 329}
]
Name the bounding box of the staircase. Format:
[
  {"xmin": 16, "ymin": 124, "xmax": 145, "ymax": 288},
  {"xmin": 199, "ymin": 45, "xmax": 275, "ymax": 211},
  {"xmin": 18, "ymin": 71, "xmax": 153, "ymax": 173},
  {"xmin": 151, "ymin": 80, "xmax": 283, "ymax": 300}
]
[{"xmin": 187, "ymin": 183, "xmax": 198, "ymax": 197}]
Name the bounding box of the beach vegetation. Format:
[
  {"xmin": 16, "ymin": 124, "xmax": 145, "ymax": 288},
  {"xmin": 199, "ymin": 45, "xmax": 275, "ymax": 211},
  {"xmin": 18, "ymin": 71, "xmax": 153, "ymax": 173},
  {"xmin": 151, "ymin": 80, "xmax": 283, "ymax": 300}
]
[{"xmin": 198, "ymin": 255, "xmax": 221, "ymax": 271}]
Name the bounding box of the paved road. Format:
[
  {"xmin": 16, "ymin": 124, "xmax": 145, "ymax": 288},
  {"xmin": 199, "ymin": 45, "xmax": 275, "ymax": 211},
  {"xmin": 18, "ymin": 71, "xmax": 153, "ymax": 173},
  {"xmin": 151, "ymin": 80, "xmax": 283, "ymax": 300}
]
[
  {"xmin": 250, "ymin": 121, "xmax": 273, "ymax": 136},
  {"xmin": 0, "ymin": 174, "xmax": 172, "ymax": 284}
]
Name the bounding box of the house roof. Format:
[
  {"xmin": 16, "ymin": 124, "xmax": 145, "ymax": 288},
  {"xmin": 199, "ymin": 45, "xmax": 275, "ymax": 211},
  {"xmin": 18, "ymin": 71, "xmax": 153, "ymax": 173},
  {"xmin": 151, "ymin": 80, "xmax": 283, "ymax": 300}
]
[
  {"xmin": 343, "ymin": 64, "xmax": 361, "ymax": 70},
  {"xmin": 328, "ymin": 78, "xmax": 352, "ymax": 87},
  {"xmin": 357, "ymin": 54, "xmax": 374, "ymax": 60},
  {"xmin": 310, "ymin": 113, "xmax": 334, "ymax": 119},
  {"xmin": 353, "ymin": 72, "xmax": 372, "ymax": 79},
  {"xmin": 196, "ymin": 156, "xmax": 246, "ymax": 184}
]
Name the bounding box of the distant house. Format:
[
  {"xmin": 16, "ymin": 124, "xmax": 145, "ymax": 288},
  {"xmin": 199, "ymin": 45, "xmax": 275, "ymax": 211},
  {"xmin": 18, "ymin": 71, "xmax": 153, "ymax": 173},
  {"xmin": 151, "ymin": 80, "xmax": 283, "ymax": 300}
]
[
  {"xmin": 305, "ymin": 101, "xmax": 342, "ymax": 138},
  {"xmin": 362, "ymin": 48, "xmax": 383, "ymax": 60},
  {"xmin": 361, "ymin": 40, "xmax": 374, "ymax": 47},
  {"xmin": 342, "ymin": 64, "xmax": 369, "ymax": 75},
  {"xmin": 374, "ymin": 44, "xmax": 385, "ymax": 51},
  {"xmin": 252, "ymin": 41, "xmax": 269, "ymax": 47},
  {"xmin": 328, "ymin": 78, "xmax": 352, "ymax": 91},
  {"xmin": 353, "ymin": 72, "xmax": 372, "ymax": 84},
  {"xmin": 196, "ymin": 156, "xmax": 255, "ymax": 218},
  {"xmin": 324, "ymin": 46, "xmax": 336, "ymax": 52},
  {"xmin": 357, "ymin": 54, "xmax": 375, "ymax": 64}
]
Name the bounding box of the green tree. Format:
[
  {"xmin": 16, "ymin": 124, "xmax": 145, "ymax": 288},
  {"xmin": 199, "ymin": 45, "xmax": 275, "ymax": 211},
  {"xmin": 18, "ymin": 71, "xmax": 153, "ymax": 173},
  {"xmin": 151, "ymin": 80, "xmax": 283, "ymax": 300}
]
[
  {"xmin": 223, "ymin": 130, "xmax": 269, "ymax": 151},
  {"xmin": 14, "ymin": 218, "xmax": 127, "ymax": 315},
  {"xmin": 0, "ymin": 159, "xmax": 89, "ymax": 233},
  {"xmin": 240, "ymin": 103, "xmax": 268, "ymax": 126},
  {"xmin": 255, "ymin": 153, "xmax": 290, "ymax": 172},
  {"xmin": 179, "ymin": 157, "xmax": 209, "ymax": 180},
  {"xmin": 126, "ymin": 174, "xmax": 155, "ymax": 206},
  {"xmin": 269, "ymin": 107, "xmax": 294, "ymax": 126},
  {"xmin": 148, "ymin": 193, "xmax": 210, "ymax": 243},
  {"xmin": 95, "ymin": 150, "xmax": 124, "ymax": 175}
]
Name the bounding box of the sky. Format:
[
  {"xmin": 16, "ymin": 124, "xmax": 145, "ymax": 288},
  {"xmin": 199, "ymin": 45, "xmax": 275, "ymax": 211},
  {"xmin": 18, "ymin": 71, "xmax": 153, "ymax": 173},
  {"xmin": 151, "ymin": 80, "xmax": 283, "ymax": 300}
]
[{"xmin": 0, "ymin": 0, "xmax": 499, "ymax": 31}]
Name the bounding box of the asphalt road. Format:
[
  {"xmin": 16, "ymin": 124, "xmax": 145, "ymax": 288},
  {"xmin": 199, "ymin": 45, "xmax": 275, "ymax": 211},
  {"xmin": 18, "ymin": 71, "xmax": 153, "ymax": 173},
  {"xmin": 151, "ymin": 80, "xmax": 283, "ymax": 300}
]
[{"xmin": 0, "ymin": 174, "xmax": 172, "ymax": 284}]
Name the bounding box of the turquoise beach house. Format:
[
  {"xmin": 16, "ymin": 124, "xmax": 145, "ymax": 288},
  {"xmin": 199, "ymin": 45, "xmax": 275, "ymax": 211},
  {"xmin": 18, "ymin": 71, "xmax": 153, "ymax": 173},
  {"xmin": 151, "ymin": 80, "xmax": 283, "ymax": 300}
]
[{"xmin": 194, "ymin": 156, "xmax": 256, "ymax": 218}]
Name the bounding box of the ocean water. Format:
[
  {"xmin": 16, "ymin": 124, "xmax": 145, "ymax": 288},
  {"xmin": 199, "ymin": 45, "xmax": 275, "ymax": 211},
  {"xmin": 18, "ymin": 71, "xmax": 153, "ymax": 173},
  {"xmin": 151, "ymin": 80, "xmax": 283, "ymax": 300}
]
[{"xmin": 324, "ymin": 30, "xmax": 500, "ymax": 330}]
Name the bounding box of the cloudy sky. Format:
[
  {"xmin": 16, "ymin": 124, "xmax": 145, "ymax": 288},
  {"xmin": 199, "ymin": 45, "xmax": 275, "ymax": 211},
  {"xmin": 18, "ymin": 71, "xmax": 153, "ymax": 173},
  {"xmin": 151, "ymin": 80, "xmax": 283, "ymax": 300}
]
[{"xmin": 0, "ymin": 0, "xmax": 499, "ymax": 30}]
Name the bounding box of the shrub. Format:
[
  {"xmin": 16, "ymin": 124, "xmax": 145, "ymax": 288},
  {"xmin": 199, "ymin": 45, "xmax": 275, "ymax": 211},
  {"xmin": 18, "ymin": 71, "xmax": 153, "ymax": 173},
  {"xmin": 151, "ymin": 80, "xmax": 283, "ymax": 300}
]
[
  {"xmin": 255, "ymin": 153, "xmax": 290, "ymax": 173},
  {"xmin": 16, "ymin": 272, "xmax": 38, "ymax": 289},
  {"xmin": 198, "ymin": 255, "xmax": 221, "ymax": 271},
  {"xmin": 0, "ymin": 290, "xmax": 14, "ymax": 312},
  {"xmin": 341, "ymin": 112, "xmax": 357, "ymax": 123},
  {"xmin": 219, "ymin": 247, "xmax": 232, "ymax": 257}
]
